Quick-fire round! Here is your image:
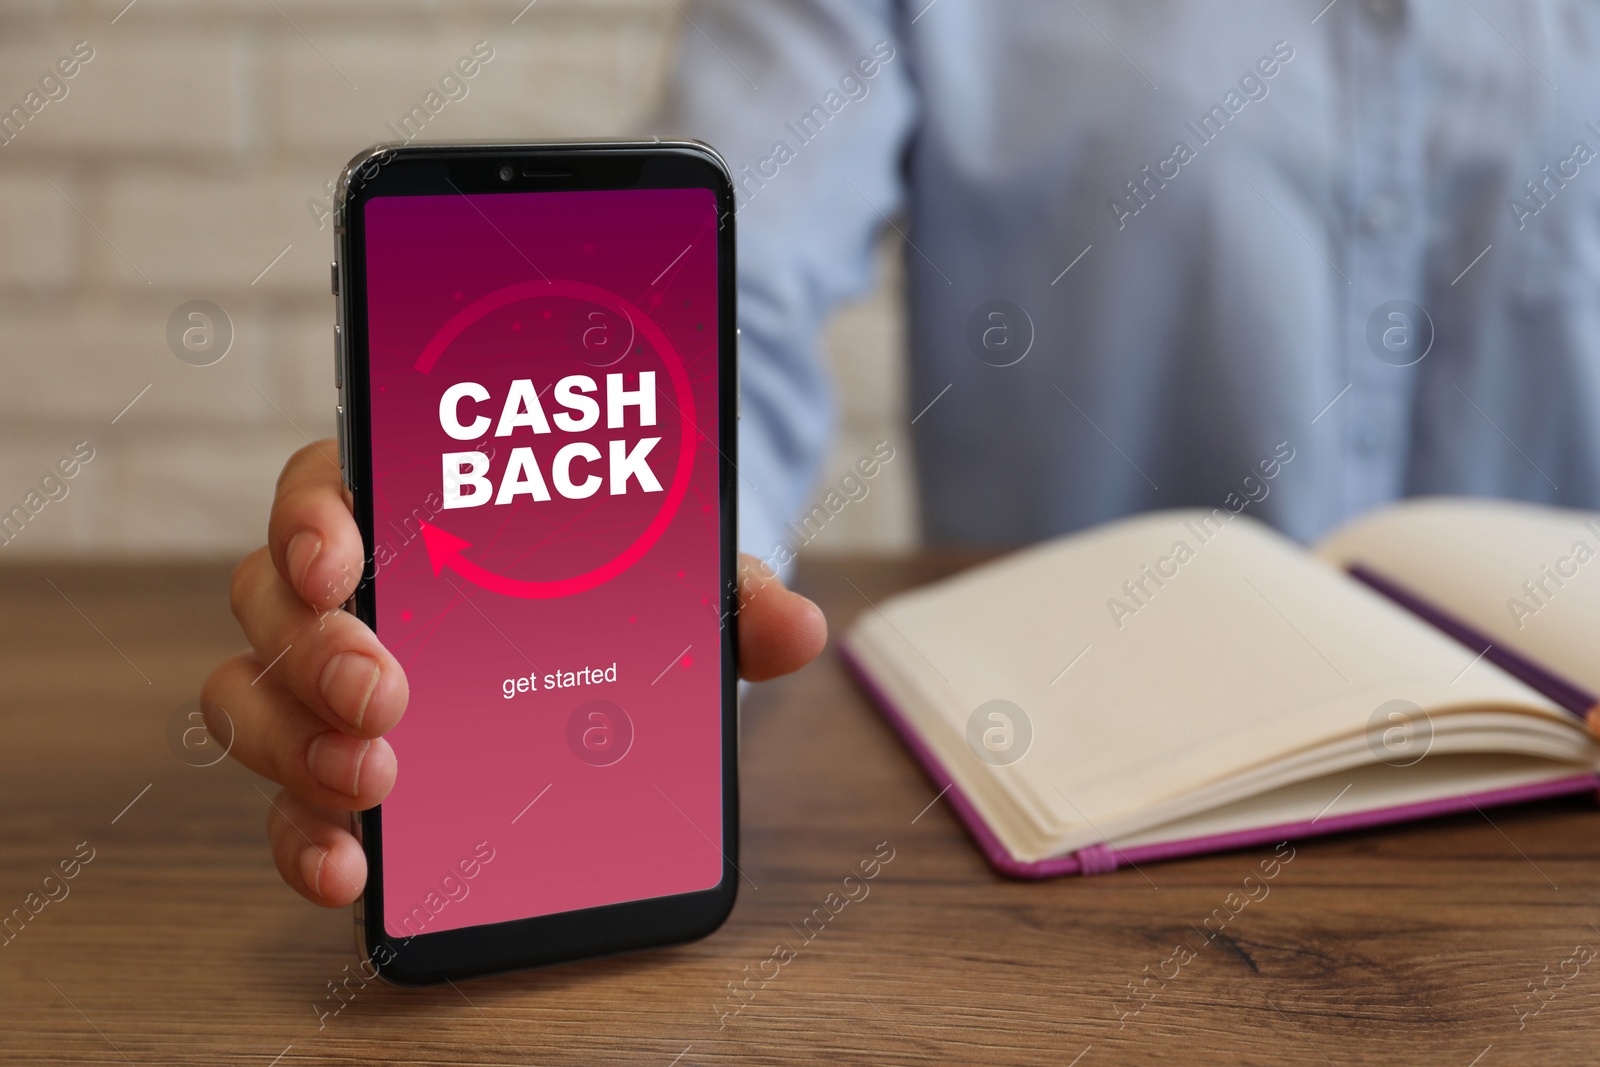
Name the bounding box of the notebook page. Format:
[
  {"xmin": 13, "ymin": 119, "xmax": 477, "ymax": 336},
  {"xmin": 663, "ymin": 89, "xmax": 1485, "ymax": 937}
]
[
  {"xmin": 1108, "ymin": 752, "xmax": 1592, "ymax": 850},
  {"xmin": 850, "ymin": 510, "xmax": 1567, "ymax": 842},
  {"xmin": 1315, "ymin": 498, "xmax": 1600, "ymax": 695}
]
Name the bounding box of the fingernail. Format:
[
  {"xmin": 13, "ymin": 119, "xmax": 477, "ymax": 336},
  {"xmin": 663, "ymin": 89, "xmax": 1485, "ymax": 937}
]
[
  {"xmin": 307, "ymin": 733, "xmax": 370, "ymax": 798},
  {"xmin": 300, "ymin": 845, "xmax": 327, "ymax": 899},
  {"xmin": 287, "ymin": 531, "xmax": 323, "ymax": 600},
  {"xmin": 319, "ymin": 652, "xmax": 381, "ymax": 729},
  {"xmin": 790, "ymin": 589, "xmax": 823, "ymax": 619}
]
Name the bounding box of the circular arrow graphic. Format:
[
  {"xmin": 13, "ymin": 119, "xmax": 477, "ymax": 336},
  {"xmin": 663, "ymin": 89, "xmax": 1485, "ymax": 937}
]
[{"xmin": 419, "ymin": 507, "xmax": 685, "ymax": 598}]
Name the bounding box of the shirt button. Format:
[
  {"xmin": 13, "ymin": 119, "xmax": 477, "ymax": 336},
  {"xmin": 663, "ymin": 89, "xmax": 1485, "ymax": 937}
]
[
  {"xmin": 1358, "ymin": 193, "xmax": 1406, "ymax": 233},
  {"xmin": 1363, "ymin": 0, "xmax": 1406, "ymax": 28}
]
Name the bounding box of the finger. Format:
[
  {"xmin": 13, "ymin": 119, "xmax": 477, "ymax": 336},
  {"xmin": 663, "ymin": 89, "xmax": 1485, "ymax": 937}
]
[
  {"xmin": 736, "ymin": 553, "xmax": 827, "ymax": 682},
  {"xmin": 265, "ymin": 787, "xmax": 368, "ymax": 908},
  {"xmin": 229, "ymin": 547, "xmax": 408, "ymax": 737},
  {"xmin": 268, "ymin": 439, "xmax": 365, "ymax": 611},
  {"xmin": 202, "ymin": 652, "xmax": 398, "ymax": 812}
]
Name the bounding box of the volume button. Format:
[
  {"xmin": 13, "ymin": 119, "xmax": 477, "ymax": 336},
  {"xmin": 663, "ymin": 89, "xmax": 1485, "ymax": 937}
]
[{"xmin": 333, "ymin": 324, "xmax": 344, "ymax": 390}]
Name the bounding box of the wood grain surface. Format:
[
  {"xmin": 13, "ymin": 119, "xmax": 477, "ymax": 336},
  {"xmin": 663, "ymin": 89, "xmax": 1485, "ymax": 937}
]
[{"xmin": 1, "ymin": 556, "xmax": 1597, "ymax": 1066}]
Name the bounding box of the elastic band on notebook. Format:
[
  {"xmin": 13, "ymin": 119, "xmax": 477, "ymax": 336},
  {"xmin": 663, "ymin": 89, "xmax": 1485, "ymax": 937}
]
[{"xmin": 1075, "ymin": 843, "xmax": 1120, "ymax": 875}]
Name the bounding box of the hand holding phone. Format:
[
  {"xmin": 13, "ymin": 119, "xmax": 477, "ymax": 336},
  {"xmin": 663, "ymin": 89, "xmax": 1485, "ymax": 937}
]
[
  {"xmin": 202, "ymin": 142, "xmax": 827, "ymax": 983},
  {"xmin": 204, "ymin": 443, "xmax": 823, "ymax": 908}
]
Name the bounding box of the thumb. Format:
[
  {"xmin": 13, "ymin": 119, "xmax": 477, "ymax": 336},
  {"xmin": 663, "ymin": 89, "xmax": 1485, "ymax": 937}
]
[{"xmin": 735, "ymin": 553, "xmax": 827, "ymax": 682}]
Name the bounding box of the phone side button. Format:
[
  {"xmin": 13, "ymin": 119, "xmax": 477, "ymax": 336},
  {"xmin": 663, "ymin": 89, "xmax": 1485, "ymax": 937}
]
[
  {"xmin": 333, "ymin": 324, "xmax": 343, "ymax": 390},
  {"xmin": 336, "ymin": 402, "xmax": 348, "ymax": 473},
  {"xmin": 330, "ymin": 261, "xmax": 339, "ymax": 297}
]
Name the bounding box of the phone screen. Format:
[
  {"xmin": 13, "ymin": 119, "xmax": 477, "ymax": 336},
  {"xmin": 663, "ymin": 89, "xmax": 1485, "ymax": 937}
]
[{"xmin": 360, "ymin": 186, "xmax": 725, "ymax": 937}]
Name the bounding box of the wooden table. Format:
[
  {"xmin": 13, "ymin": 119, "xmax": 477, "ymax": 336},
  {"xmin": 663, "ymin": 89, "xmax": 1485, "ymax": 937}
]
[{"xmin": 2, "ymin": 556, "xmax": 1598, "ymax": 1066}]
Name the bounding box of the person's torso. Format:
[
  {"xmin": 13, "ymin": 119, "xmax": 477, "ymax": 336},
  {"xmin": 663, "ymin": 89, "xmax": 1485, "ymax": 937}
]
[{"xmin": 899, "ymin": 0, "xmax": 1600, "ymax": 544}]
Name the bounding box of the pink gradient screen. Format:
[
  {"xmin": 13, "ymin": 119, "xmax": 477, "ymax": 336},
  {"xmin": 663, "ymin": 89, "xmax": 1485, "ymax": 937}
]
[{"xmin": 363, "ymin": 187, "xmax": 724, "ymax": 936}]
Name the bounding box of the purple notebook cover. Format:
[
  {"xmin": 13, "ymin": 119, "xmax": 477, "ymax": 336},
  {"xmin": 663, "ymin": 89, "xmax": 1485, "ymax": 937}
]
[{"xmin": 838, "ymin": 563, "xmax": 1600, "ymax": 879}]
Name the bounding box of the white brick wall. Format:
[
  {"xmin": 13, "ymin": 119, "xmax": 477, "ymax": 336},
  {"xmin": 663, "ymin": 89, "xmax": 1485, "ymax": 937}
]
[{"xmin": 0, "ymin": 0, "xmax": 914, "ymax": 559}]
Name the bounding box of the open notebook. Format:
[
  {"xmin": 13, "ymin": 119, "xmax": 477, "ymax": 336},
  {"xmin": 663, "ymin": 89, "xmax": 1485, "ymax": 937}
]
[{"xmin": 839, "ymin": 498, "xmax": 1600, "ymax": 877}]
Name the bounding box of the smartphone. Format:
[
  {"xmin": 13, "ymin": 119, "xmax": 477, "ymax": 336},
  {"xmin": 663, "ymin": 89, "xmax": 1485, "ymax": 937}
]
[{"xmin": 332, "ymin": 141, "xmax": 739, "ymax": 984}]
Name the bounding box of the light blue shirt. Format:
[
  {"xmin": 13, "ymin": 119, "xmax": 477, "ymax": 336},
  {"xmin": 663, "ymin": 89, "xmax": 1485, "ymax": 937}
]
[{"xmin": 653, "ymin": 0, "xmax": 1600, "ymax": 562}]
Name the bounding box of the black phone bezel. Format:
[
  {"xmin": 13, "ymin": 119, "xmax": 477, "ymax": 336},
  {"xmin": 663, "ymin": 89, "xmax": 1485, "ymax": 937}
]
[{"xmin": 334, "ymin": 141, "xmax": 740, "ymax": 986}]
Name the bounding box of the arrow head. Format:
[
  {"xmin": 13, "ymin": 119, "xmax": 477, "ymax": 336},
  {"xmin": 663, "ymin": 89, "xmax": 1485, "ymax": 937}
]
[{"xmin": 418, "ymin": 521, "xmax": 472, "ymax": 577}]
